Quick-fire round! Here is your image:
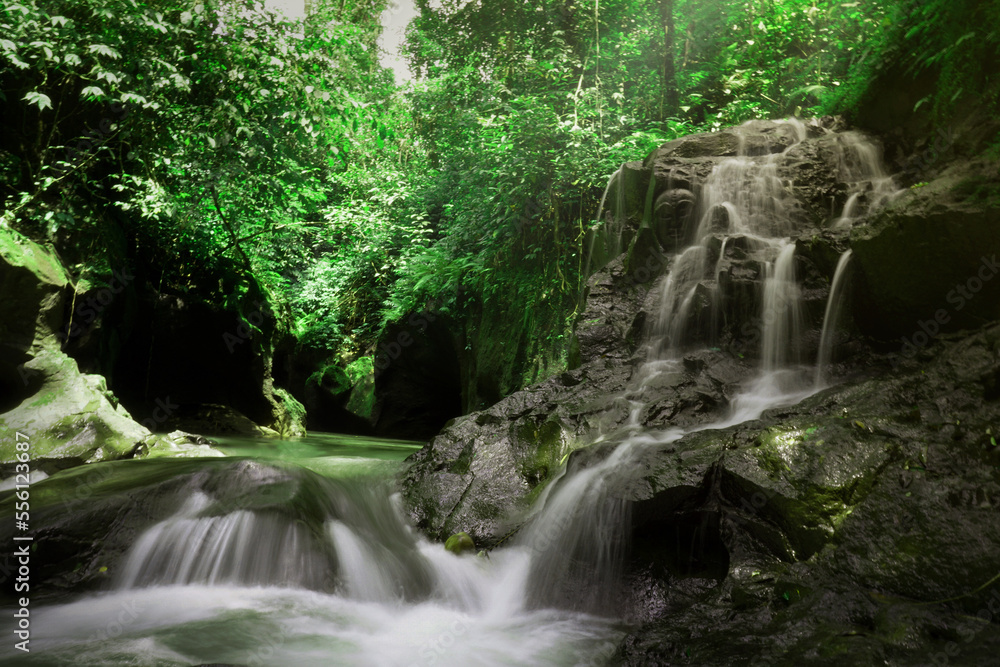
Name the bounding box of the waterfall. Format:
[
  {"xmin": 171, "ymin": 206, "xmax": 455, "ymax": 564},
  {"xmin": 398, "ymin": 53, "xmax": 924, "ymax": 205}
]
[
  {"xmin": 833, "ymin": 132, "xmax": 900, "ymax": 227},
  {"xmin": 594, "ymin": 164, "xmax": 624, "ymax": 225},
  {"xmin": 644, "ymin": 119, "xmax": 807, "ymax": 366},
  {"xmin": 585, "ymin": 164, "xmax": 629, "ymax": 278},
  {"xmin": 115, "ymin": 493, "xmax": 331, "ymax": 590},
  {"xmin": 814, "ymin": 249, "xmax": 854, "ymax": 385},
  {"xmin": 761, "ymin": 241, "xmax": 802, "ymax": 372},
  {"xmin": 113, "ymin": 473, "xmax": 438, "ymax": 603},
  {"xmin": 20, "ymin": 122, "xmax": 906, "ymax": 667}
]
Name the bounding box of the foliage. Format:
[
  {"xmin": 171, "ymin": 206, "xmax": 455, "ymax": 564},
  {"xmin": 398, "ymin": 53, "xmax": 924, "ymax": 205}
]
[
  {"xmin": 0, "ymin": 0, "xmax": 389, "ymax": 313},
  {"xmin": 3, "ymin": 0, "xmax": 988, "ymax": 406},
  {"xmin": 825, "ymin": 0, "xmax": 1000, "ymax": 124}
]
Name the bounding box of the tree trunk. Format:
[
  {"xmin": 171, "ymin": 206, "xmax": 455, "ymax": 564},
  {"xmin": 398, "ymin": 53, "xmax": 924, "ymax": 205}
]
[{"xmin": 661, "ymin": 0, "xmax": 679, "ymax": 117}]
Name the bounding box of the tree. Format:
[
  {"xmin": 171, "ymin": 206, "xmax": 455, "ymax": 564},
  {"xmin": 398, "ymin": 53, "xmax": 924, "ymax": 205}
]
[{"xmin": 661, "ymin": 0, "xmax": 678, "ymax": 117}]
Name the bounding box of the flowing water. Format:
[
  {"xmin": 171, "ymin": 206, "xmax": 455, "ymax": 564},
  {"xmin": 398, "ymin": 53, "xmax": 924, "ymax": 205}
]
[
  {"xmin": 5, "ymin": 122, "xmax": 898, "ymax": 667},
  {"xmin": 832, "ymin": 131, "xmax": 900, "ymax": 228},
  {"xmin": 3, "ymin": 438, "xmax": 620, "ymax": 666},
  {"xmin": 815, "ymin": 249, "xmax": 854, "ymax": 386}
]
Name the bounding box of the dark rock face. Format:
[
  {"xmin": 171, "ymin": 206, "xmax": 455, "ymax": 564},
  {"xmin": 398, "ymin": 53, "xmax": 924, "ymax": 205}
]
[
  {"xmin": 0, "ymin": 230, "xmax": 163, "ymax": 475},
  {"xmin": 852, "ymin": 158, "xmax": 1000, "ymax": 340},
  {"xmin": 612, "ymin": 325, "xmax": 1000, "ymax": 665},
  {"xmin": 372, "ymin": 312, "xmax": 464, "ymax": 440},
  {"xmin": 109, "ymin": 294, "xmax": 275, "ymax": 429},
  {"xmin": 0, "ymin": 223, "xmax": 305, "ymax": 480},
  {"xmin": 57, "ymin": 258, "xmax": 303, "ymax": 438}
]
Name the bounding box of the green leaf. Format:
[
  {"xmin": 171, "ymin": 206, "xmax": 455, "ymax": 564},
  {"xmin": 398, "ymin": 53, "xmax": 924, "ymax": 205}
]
[
  {"xmin": 80, "ymin": 86, "xmax": 105, "ymax": 100},
  {"xmin": 88, "ymin": 44, "xmax": 122, "ymax": 60},
  {"xmin": 23, "ymin": 91, "xmax": 52, "ymax": 111}
]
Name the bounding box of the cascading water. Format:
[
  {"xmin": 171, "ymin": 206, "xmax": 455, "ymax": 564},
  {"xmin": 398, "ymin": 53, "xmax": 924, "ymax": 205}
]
[
  {"xmin": 516, "ymin": 119, "xmax": 840, "ymax": 613},
  {"xmin": 115, "ymin": 492, "xmax": 331, "ymax": 590},
  {"xmin": 814, "ymin": 249, "xmax": 854, "ymax": 385},
  {"xmin": 761, "ymin": 240, "xmax": 802, "ymax": 373},
  {"xmin": 585, "ymin": 164, "xmax": 630, "ymax": 278},
  {"xmin": 13, "ymin": 458, "xmax": 620, "ymax": 666},
  {"xmin": 644, "ymin": 118, "xmax": 809, "ymax": 368},
  {"xmin": 832, "ymin": 131, "xmax": 900, "ymax": 228}
]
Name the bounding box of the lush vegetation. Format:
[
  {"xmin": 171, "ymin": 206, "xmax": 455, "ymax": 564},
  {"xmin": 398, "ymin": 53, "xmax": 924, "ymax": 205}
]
[{"xmin": 2, "ymin": 0, "xmax": 997, "ymax": 398}]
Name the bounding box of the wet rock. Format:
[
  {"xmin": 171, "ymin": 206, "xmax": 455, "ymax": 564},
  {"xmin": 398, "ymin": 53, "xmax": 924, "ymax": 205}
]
[
  {"xmin": 0, "ymin": 227, "xmax": 70, "ymax": 411},
  {"xmin": 139, "ymin": 430, "xmax": 225, "ymax": 459},
  {"xmin": 651, "ymin": 188, "xmax": 696, "ymax": 253},
  {"xmin": 608, "ymin": 323, "xmax": 1000, "ymax": 663},
  {"xmin": 0, "ymin": 348, "xmax": 158, "ymax": 478},
  {"xmin": 649, "ymin": 130, "xmax": 742, "ymax": 160},
  {"xmin": 444, "ymin": 531, "xmax": 476, "ymax": 555},
  {"xmin": 624, "ymin": 227, "xmax": 666, "ymax": 284}
]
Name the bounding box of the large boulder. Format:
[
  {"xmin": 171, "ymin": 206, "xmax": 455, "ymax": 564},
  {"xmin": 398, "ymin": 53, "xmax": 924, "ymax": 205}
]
[
  {"xmin": 612, "ymin": 322, "xmax": 1000, "ymax": 664},
  {"xmin": 0, "ymin": 230, "xmax": 163, "ymax": 477},
  {"xmin": 851, "ymin": 157, "xmax": 1000, "ymax": 340},
  {"xmin": 400, "ymin": 345, "xmax": 753, "ymax": 548},
  {"xmin": 0, "ymin": 343, "xmax": 158, "ymax": 477},
  {"xmin": 0, "ymin": 227, "xmax": 69, "ymax": 410}
]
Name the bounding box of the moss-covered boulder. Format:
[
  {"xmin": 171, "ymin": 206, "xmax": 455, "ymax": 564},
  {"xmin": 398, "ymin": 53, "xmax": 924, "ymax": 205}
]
[
  {"xmin": 0, "ymin": 227, "xmax": 70, "ymax": 410},
  {"xmin": 0, "ymin": 348, "xmax": 159, "ymax": 477}
]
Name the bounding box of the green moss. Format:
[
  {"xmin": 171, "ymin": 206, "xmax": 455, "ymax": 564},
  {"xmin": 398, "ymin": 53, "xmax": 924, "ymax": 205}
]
[
  {"xmin": 444, "ymin": 531, "xmax": 476, "ymax": 555},
  {"xmin": 345, "ymin": 367, "xmax": 376, "ymax": 422},
  {"xmin": 345, "ymin": 356, "xmax": 374, "ymax": 385},
  {"xmin": 0, "ymin": 226, "xmax": 69, "ymax": 287}
]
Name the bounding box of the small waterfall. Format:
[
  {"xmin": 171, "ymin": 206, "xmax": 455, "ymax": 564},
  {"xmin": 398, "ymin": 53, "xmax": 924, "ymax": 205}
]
[
  {"xmin": 594, "ymin": 164, "xmax": 624, "ymax": 225},
  {"xmin": 647, "ymin": 245, "xmax": 709, "ymax": 356},
  {"xmin": 115, "ymin": 470, "xmax": 435, "ymax": 601},
  {"xmin": 115, "ymin": 493, "xmax": 331, "ymax": 590},
  {"xmin": 585, "ymin": 164, "xmax": 629, "ymax": 277},
  {"xmin": 328, "ymin": 520, "xmax": 410, "ymax": 602},
  {"xmin": 644, "ymin": 119, "xmax": 807, "ymax": 365},
  {"xmin": 761, "ymin": 241, "xmax": 802, "ymax": 372},
  {"xmin": 833, "ymin": 132, "xmax": 900, "ymax": 227},
  {"xmin": 814, "ymin": 249, "xmax": 854, "ymax": 385},
  {"xmin": 518, "ymin": 454, "xmax": 631, "ymax": 612}
]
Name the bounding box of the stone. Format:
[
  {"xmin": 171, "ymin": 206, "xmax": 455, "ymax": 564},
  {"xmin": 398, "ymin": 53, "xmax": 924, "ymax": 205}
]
[{"xmin": 444, "ymin": 531, "xmax": 476, "ymax": 555}]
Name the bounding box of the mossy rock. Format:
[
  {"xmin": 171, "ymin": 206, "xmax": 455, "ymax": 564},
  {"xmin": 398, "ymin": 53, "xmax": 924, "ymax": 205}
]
[
  {"xmin": 444, "ymin": 531, "xmax": 476, "ymax": 555},
  {"xmin": 0, "ymin": 348, "xmax": 160, "ymax": 476}
]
